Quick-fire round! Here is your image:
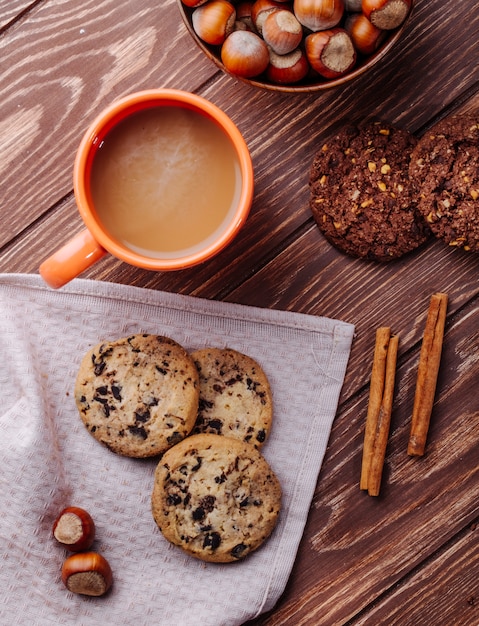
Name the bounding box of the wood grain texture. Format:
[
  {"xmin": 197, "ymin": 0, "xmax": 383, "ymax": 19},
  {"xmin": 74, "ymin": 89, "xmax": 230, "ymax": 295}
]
[
  {"xmin": 354, "ymin": 522, "xmax": 479, "ymax": 625},
  {"xmin": 1, "ymin": 0, "xmax": 479, "ymax": 624},
  {"xmin": 0, "ymin": 0, "xmax": 36, "ymax": 30},
  {"xmin": 1, "ymin": 0, "xmax": 479, "ymax": 265},
  {"xmin": 246, "ymin": 300, "xmax": 479, "ymax": 625},
  {"xmin": 0, "ymin": 0, "xmax": 213, "ymax": 247}
]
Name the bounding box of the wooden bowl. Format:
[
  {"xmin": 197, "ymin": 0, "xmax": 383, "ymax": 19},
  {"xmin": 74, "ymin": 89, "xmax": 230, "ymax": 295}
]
[{"xmin": 176, "ymin": 0, "xmax": 414, "ymax": 94}]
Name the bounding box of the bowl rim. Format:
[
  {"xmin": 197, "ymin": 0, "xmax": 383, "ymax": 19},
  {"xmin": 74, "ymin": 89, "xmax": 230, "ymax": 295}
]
[{"xmin": 176, "ymin": 0, "xmax": 414, "ymax": 93}]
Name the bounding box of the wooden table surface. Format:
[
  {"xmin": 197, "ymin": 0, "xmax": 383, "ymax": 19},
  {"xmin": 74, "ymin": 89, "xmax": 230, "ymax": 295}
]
[{"xmin": 1, "ymin": 1, "xmax": 478, "ymax": 624}]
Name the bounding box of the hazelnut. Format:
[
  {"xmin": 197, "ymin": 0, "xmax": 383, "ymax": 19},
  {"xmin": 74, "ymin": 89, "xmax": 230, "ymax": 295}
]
[
  {"xmin": 61, "ymin": 552, "xmax": 113, "ymax": 597},
  {"xmin": 361, "ymin": 0, "xmax": 411, "ymax": 30},
  {"xmin": 235, "ymin": 1, "xmax": 256, "ymax": 31},
  {"xmin": 266, "ymin": 48, "xmax": 310, "ymax": 84},
  {"xmin": 192, "ymin": 0, "xmax": 236, "ymax": 45},
  {"xmin": 53, "ymin": 506, "xmax": 96, "ymax": 552},
  {"xmin": 262, "ymin": 9, "xmax": 303, "ymax": 55},
  {"xmin": 305, "ymin": 28, "xmax": 356, "ymax": 78},
  {"xmin": 345, "ymin": 12, "xmax": 387, "ymax": 55},
  {"xmin": 221, "ymin": 29, "xmax": 270, "ymax": 77},
  {"xmin": 250, "ymin": 0, "xmax": 284, "ymax": 34},
  {"xmin": 293, "ymin": 0, "xmax": 344, "ymax": 32}
]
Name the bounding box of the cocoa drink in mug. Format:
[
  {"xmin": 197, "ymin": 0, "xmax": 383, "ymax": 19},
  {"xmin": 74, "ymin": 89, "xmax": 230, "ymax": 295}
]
[{"xmin": 40, "ymin": 89, "xmax": 254, "ymax": 289}]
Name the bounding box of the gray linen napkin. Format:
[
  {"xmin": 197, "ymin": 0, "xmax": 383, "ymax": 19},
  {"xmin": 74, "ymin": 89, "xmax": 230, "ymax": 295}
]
[{"xmin": 0, "ymin": 274, "xmax": 354, "ymax": 626}]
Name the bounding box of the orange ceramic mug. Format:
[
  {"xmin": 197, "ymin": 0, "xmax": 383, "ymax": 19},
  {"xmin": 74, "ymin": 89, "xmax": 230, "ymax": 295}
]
[{"xmin": 39, "ymin": 89, "xmax": 254, "ymax": 289}]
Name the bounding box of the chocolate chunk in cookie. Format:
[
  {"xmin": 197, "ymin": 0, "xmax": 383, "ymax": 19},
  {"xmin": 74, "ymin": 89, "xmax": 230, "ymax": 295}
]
[
  {"xmin": 74, "ymin": 334, "xmax": 199, "ymax": 458},
  {"xmin": 409, "ymin": 113, "xmax": 479, "ymax": 251},
  {"xmin": 151, "ymin": 433, "xmax": 281, "ymax": 562},
  {"xmin": 310, "ymin": 121, "xmax": 429, "ymax": 261},
  {"xmin": 191, "ymin": 348, "xmax": 273, "ymax": 449}
]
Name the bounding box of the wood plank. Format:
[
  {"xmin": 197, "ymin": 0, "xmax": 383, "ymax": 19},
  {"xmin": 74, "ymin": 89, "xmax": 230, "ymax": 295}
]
[
  {"xmin": 223, "ymin": 223, "xmax": 479, "ymax": 398},
  {"xmin": 1, "ymin": 1, "xmax": 479, "ymax": 625},
  {"xmin": 5, "ymin": 169, "xmax": 477, "ymax": 626},
  {"xmin": 0, "ymin": 0, "xmax": 217, "ymax": 248},
  {"xmin": 2, "ymin": 0, "xmax": 479, "ymax": 265},
  {"xmin": 0, "ymin": 0, "xmax": 36, "ymax": 30},
  {"xmin": 246, "ymin": 298, "xmax": 479, "ymax": 625},
  {"xmin": 6, "ymin": 85, "xmax": 479, "ymax": 296},
  {"xmin": 1, "ymin": 64, "xmax": 479, "ymax": 367},
  {"xmin": 353, "ymin": 522, "xmax": 479, "ymax": 625},
  {"xmin": 4, "ymin": 160, "xmax": 479, "ymax": 338}
]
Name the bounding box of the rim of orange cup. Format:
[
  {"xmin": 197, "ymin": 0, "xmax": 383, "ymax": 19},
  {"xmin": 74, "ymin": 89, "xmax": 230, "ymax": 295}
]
[{"xmin": 73, "ymin": 89, "xmax": 254, "ymax": 270}]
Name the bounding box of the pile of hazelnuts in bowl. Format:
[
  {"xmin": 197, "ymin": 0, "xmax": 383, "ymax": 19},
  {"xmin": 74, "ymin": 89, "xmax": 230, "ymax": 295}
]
[{"xmin": 176, "ymin": 0, "xmax": 413, "ymax": 92}]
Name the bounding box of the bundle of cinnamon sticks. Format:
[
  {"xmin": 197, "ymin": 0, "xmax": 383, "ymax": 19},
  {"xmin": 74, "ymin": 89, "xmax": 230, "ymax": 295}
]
[
  {"xmin": 360, "ymin": 292, "xmax": 448, "ymax": 497},
  {"xmin": 360, "ymin": 326, "xmax": 398, "ymax": 497}
]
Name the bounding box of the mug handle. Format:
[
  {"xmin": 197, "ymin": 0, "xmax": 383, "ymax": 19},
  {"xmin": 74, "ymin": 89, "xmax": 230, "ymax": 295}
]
[{"xmin": 39, "ymin": 229, "xmax": 107, "ymax": 289}]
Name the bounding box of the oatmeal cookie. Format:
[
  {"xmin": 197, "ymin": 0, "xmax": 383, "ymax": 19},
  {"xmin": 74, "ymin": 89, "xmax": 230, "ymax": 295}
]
[
  {"xmin": 191, "ymin": 347, "xmax": 273, "ymax": 448},
  {"xmin": 409, "ymin": 113, "xmax": 479, "ymax": 251},
  {"xmin": 74, "ymin": 334, "xmax": 199, "ymax": 458},
  {"xmin": 151, "ymin": 433, "xmax": 281, "ymax": 562},
  {"xmin": 309, "ymin": 121, "xmax": 429, "ymax": 261}
]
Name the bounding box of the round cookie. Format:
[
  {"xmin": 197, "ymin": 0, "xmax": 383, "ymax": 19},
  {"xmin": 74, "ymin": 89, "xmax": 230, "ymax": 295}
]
[
  {"xmin": 409, "ymin": 113, "xmax": 479, "ymax": 251},
  {"xmin": 190, "ymin": 347, "xmax": 273, "ymax": 449},
  {"xmin": 309, "ymin": 121, "xmax": 429, "ymax": 261},
  {"xmin": 74, "ymin": 334, "xmax": 199, "ymax": 458},
  {"xmin": 151, "ymin": 433, "xmax": 281, "ymax": 562}
]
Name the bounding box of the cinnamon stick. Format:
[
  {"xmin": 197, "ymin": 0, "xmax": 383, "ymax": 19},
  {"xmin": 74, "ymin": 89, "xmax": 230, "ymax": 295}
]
[
  {"xmin": 407, "ymin": 292, "xmax": 448, "ymax": 457},
  {"xmin": 367, "ymin": 334, "xmax": 398, "ymax": 496},
  {"xmin": 360, "ymin": 327, "xmax": 398, "ymax": 494}
]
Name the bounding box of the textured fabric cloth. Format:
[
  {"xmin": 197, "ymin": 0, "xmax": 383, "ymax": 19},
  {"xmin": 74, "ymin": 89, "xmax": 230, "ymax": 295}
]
[{"xmin": 0, "ymin": 274, "xmax": 354, "ymax": 626}]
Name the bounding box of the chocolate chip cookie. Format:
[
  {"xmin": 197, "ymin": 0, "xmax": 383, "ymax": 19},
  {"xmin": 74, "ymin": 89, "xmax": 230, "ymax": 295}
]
[
  {"xmin": 151, "ymin": 433, "xmax": 281, "ymax": 563},
  {"xmin": 409, "ymin": 113, "xmax": 479, "ymax": 251},
  {"xmin": 74, "ymin": 334, "xmax": 199, "ymax": 458},
  {"xmin": 310, "ymin": 121, "xmax": 429, "ymax": 261},
  {"xmin": 191, "ymin": 348, "xmax": 273, "ymax": 448}
]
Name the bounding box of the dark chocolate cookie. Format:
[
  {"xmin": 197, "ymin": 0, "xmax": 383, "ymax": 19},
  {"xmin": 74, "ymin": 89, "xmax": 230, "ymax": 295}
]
[
  {"xmin": 409, "ymin": 114, "xmax": 479, "ymax": 251},
  {"xmin": 74, "ymin": 334, "xmax": 199, "ymax": 458},
  {"xmin": 151, "ymin": 433, "xmax": 282, "ymax": 562},
  {"xmin": 191, "ymin": 347, "xmax": 273, "ymax": 449},
  {"xmin": 309, "ymin": 121, "xmax": 429, "ymax": 261}
]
